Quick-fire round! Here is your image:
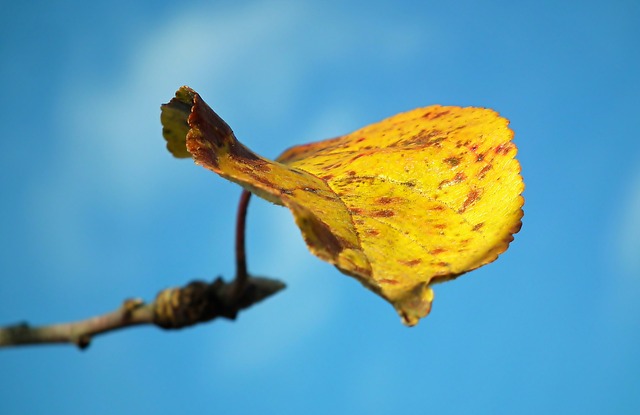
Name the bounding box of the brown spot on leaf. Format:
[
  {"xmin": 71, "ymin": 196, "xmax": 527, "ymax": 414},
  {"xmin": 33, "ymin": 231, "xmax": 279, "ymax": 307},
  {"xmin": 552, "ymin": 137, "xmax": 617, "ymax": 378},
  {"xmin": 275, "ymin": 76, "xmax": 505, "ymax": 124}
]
[
  {"xmin": 245, "ymin": 173, "xmax": 276, "ymax": 188},
  {"xmin": 472, "ymin": 222, "xmax": 484, "ymax": 231},
  {"xmin": 322, "ymin": 162, "xmax": 343, "ymax": 171},
  {"xmin": 379, "ymin": 278, "xmax": 399, "ymax": 285},
  {"xmin": 376, "ymin": 196, "xmax": 402, "ymax": 205},
  {"xmin": 429, "ymin": 248, "xmax": 447, "ymax": 255},
  {"xmin": 399, "ymin": 258, "xmax": 422, "ymax": 267},
  {"xmin": 373, "ymin": 209, "xmax": 395, "ymax": 218},
  {"xmin": 459, "ymin": 139, "xmax": 471, "ymax": 147},
  {"xmin": 494, "ymin": 143, "xmax": 513, "ymax": 155},
  {"xmin": 401, "ymin": 130, "xmax": 445, "ymax": 148},
  {"xmin": 365, "ymin": 229, "xmax": 380, "ymax": 236},
  {"xmin": 439, "ymin": 172, "xmax": 467, "ymax": 189},
  {"xmin": 477, "ymin": 164, "xmax": 492, "ymax": 178},
  {"xmin": 426, "ymin": 136, "xmax": 445, "ymax": 147},
  {"xmin": 433, "ymin": 224, "xmax": 447, "ymax": 230},
  {"xmin": 299, "ymin": 214, "xmax": 346, "ymax": 257},
  {"xmin": 238, "ymin": 166, "xmax": 254, "ymax": 175},
  {"xmin": 459, "ymin": 189, "xmax": 481, "ymax": 213},
  {"xmin": 444, "ymin": 156, "xmax": 462, "ymax": 167},
  {"xmin": 423, "ymin": 109, "xmax": 451, "ymax": 120},
  {"xmin": 228, "ymin": 141, "xmax": 264, "ymax": 165}
]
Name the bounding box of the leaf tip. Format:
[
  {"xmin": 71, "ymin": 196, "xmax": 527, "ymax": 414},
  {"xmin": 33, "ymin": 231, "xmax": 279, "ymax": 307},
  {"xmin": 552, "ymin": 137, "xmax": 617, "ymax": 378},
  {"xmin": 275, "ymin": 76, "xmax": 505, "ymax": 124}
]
[
  {"xmin": 160, "ymin": 86, "xmax": 197, "ymax": 158},
  {"xmin": 392, "ymin": 283, "xmax": 434, "ymax": 327}
]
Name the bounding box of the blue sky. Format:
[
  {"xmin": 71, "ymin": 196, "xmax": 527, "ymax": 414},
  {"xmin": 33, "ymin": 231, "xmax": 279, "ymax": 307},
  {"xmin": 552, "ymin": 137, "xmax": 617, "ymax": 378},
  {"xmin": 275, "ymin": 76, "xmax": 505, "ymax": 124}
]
[{"xmin": 1, "ymin": 0, "xmax": 639, "ymax": 414}]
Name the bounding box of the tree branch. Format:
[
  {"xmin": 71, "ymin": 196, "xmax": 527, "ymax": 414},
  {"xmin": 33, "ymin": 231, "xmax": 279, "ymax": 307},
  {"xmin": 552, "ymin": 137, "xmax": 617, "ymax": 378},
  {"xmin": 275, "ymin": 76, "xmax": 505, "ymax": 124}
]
[{"xmin": 0, "ymin": 276, "xmax": 284, "ymax": 350}]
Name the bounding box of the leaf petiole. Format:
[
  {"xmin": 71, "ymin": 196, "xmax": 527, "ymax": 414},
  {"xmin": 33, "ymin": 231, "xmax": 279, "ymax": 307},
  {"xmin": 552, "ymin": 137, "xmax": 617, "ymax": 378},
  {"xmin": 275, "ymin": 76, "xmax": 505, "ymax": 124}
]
[{"xmin": 233, "ymin": 189, "xmax": 252, "ymax": 298}]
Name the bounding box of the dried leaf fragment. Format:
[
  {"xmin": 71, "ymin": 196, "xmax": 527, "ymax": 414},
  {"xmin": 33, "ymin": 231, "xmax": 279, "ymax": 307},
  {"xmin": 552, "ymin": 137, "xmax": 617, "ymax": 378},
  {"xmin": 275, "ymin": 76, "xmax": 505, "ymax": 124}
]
[{"xmin": 161, "ymin": 86, "xmax": 524, "ymax": 326}]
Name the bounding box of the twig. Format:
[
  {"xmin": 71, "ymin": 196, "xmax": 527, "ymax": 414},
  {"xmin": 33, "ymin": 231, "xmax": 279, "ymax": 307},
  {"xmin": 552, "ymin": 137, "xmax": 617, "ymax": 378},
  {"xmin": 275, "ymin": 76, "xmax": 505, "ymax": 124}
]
[{"xmin": 0, "ymin": 276, "xmax": 284, "ymax": 350}]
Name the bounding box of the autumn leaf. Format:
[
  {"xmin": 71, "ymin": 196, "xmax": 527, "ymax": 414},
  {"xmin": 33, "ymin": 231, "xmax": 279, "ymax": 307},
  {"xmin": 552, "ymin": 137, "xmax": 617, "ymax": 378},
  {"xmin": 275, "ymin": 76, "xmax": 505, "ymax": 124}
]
[{"xmin": 161, "ymin": 86, "xmax": 524, "ymax": 326}]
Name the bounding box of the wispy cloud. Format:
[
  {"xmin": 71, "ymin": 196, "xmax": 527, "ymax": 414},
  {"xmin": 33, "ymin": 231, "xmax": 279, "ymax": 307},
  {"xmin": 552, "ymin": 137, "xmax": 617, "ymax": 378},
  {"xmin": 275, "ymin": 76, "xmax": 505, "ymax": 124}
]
[
  {"xmin": 613, "ymin": 165, "xmax": 640, "ymax": 279},
  {"xmin": 26, "ymin": 0, "xmax": 433, "ymax": 360}
]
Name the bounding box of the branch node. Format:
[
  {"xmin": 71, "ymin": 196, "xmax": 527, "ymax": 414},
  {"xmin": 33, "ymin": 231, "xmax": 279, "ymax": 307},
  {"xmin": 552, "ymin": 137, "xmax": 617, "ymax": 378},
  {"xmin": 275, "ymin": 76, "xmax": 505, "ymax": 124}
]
[
  {"xmin": 75, "ymin": 335, "xmax": 91, "ymax": 350},
  {"xmin": 122, "ymin": 298, "xmax": 145, "ymax": 320},
  {"xmin": 153, "ymin": 279, "xmax": 221, "ymax": 329}
]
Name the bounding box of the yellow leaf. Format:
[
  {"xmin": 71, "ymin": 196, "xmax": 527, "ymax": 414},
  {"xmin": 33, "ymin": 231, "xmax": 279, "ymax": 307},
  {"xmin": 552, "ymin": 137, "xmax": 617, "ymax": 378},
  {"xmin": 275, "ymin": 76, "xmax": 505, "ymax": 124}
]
[{"xmin": 161, "ymin": 86, "xmax": 524, "ymax": 326}]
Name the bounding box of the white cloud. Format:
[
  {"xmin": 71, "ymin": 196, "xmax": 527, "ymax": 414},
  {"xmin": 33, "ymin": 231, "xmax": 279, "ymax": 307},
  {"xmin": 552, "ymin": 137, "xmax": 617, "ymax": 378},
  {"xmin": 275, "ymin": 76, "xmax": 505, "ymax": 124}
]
[
  {"xmin": 603, "ymin": 159, "xmax": 640, "ymax": 328},
  {"xmin": 26, "ymin": 0, "xmax": 435, "ymax": 359},
  {"xmin": 29, "ymin": 2, "xmax": 314, "ymax": 279},
  {"xmin": 613, "ymin": 165, "xmax": 640, "ymax": 279},
  {"xmin": 43, "ymin": 0, "xmax": 434, "ymax": 208},
  {"xmin": 50, "ymin": 1, "xmax": 310, "ymax": 205}
]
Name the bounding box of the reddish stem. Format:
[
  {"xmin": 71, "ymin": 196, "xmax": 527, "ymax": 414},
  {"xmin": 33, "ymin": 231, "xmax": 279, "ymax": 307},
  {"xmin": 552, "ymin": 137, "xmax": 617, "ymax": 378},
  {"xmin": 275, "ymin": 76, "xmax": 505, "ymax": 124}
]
[{"xmin": 234, "ymin": 190, "xmax": 252, "ymax": 295}]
